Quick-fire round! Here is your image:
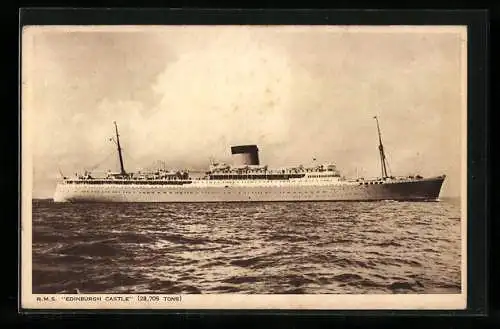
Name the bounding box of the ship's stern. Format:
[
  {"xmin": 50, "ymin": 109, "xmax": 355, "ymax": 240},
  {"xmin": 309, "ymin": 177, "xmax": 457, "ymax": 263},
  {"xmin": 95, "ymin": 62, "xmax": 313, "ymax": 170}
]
[{"xmin": 53, "ymin": 182, "xmax": 69, "ymax": 203}]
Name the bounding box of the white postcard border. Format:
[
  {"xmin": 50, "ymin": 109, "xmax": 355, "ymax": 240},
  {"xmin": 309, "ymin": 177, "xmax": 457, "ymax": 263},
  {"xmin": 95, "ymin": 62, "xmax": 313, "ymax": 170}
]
[{"xmin": 20, "ymin": 24, "xmax": 468, "ymax": 311}]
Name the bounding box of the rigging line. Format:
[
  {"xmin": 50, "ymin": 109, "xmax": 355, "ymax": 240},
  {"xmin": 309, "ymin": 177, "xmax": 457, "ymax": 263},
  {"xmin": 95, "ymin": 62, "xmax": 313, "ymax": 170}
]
[
  {"xmin": 85, "ymin": 150, "xmax": 116, "ymax": 171},
  {"xmin": 120, "ymin": 150, "xmax": 173, "ymax": 172},
  {"xmin": 119, "ymin": 148, "xmax": 143, "ymax": 170},
  {"xmin": 83, "ymin": 136, "xmax": 123, "ymax": 172},
  {"xmin": 384, "ymin": 149, "xmax": 393, "ymax": 176},
  {"xmin": 386, "ymin": 156, "xmax": 392, "ymax": 177}
]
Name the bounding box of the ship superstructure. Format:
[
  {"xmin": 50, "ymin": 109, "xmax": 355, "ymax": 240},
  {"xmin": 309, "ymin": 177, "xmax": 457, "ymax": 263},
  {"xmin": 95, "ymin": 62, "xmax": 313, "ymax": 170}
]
[{"xmin": 53, "ymin": 118, "xmax": 446, "ymax": 203}]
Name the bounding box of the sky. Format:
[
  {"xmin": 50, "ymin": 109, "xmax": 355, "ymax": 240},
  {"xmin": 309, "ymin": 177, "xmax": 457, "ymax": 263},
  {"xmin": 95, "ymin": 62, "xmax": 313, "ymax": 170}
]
[{"xmin": 22, "ymin": 25, "xmax": 467, "ymax": 198}]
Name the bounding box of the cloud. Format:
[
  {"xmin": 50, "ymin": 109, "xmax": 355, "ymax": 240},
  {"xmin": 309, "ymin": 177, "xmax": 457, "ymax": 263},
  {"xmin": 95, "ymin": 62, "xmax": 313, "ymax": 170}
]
[{"xmin": 97, "ymin": 28, "xmax": 296, "ymax": 169}]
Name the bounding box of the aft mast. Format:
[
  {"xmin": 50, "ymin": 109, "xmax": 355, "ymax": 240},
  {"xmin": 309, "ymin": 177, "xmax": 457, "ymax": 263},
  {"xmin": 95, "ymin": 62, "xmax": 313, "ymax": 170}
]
[
  {"xmin": 113, "ymin": 121, "xmax": 126, "ymax": 176},
  {"xmin": 373, "ymin": 116, "xmax": 389, "ymax": 179}
]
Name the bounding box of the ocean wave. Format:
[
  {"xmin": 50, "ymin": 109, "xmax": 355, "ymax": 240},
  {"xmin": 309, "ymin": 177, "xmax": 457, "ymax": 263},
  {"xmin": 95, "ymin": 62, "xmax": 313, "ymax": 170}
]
[
  {"xmin": 57, "ymin": 239, "xmax": 127, "ymax": 257},
  {"xmin": 31, "ymin": 200, "xmax": 462, "ymax": 294}
]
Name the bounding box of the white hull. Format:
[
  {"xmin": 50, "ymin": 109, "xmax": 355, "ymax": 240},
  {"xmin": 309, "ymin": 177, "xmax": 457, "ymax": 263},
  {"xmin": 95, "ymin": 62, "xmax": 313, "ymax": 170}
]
[{"xmin": 53, "ymin": 176, "xmax": 445, "ymax": 203}]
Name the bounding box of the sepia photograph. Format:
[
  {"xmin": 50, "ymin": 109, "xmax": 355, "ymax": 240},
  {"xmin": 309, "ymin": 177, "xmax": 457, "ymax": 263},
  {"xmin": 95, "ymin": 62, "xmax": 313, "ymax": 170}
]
[{"xmin": 21, "ymin": 24, "xmax": 467, "ymax": 310}]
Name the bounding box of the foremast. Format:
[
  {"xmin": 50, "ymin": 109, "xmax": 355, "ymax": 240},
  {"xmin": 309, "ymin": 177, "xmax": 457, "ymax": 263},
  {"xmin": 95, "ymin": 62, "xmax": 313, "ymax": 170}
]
[{"xmin": 373, "ymin": 116, "xmax": 389, "ymax": 179}]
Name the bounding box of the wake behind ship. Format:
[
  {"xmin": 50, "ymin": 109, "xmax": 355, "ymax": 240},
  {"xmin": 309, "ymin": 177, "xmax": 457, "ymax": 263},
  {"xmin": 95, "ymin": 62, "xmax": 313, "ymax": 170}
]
[{"xmin": 53, "ymin": 117, "xmax": 446, "ymax": 203}]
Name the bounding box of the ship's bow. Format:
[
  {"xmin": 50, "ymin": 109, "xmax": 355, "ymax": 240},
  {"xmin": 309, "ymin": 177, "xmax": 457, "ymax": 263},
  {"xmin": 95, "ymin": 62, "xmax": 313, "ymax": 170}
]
[
  {"xmin": 410, "ymin": 174, "xmax": 446, "ymax": 201},
  {"xmin": 380, "ymin": 174, "xmax": 446, "ymax": 202}
]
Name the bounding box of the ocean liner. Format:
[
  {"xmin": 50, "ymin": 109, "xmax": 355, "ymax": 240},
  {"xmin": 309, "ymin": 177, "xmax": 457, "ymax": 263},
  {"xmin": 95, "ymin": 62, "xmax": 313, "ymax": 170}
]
[{"xmin": 53, "ymin": 117, "xmax": 446, "ymax": 203}]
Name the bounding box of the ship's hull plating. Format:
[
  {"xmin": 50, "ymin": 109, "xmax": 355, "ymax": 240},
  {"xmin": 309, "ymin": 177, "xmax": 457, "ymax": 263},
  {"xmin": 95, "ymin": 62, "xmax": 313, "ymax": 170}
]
[{"xmin": 53, "ymin": 176, "xmax": 446, "ymax": 203}]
